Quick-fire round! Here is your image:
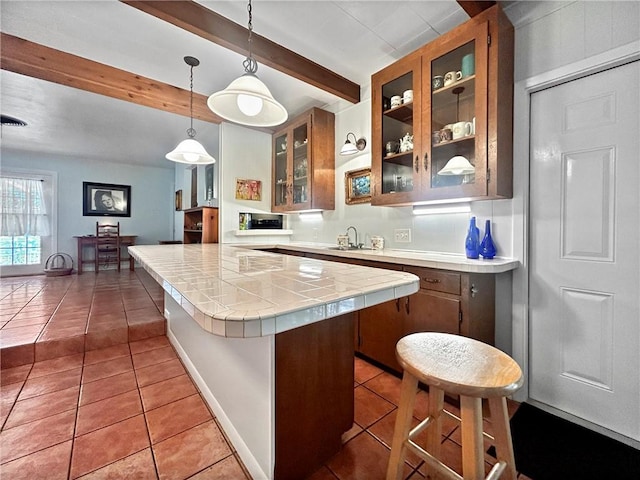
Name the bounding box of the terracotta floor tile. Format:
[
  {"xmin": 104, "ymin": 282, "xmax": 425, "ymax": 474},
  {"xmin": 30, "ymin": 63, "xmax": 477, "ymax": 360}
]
[
  {"xmin": 132, "ymin": 345, "xmax": 177, "ymax": 369},
  {"xmin": 0, "ymin": 439, "xmax": 72, "ymax": 480},
  {"xmin": 83, "ymin": 343, "xmax": 130, "ymax": 366},
  {"xmin": 76, "ymin": 389, "xmax": 142, "ymax": 436},
  {"xmin": 4, "ymin": 317, "xmax": 49, "ymax": 329},
  {"xmin": 18, "ymin": 367, "xmax": 82, "ymax": 401},
  {"xmin": 70, "ymin": 414, "xmax": 150, "ymax": 479},
  {"xmin": 0, "ymin": 409, "xmax": 75, "ymax": 463},
  {"xmin": 354, "ymin": 385, "xmax": 395, "ymax": 429},
  {"xmin": 82, "ymin": 356, "xmax": 133, "ymax": 384},
  {"xmin": 307, "ymin": 465, "xmax": 341, "ymax": 480},
  {"xmin": 0, "ymin": 382, "xmax": 23, "ymax": 427},
  {"xmin": 325, "ymin": 431, "xmax": 410, "ymax": 480},
  {"xmin": 38, "ymin": 325, "xmax": 86, "ymax": 341},
  {"xmin": 35, "ymin": 336, "xmax": 86, "ymax": 363},
  {"xmin": 0, "ymin": 325, "xmax": 42, "ymax": 347},
  {"xmin": 0, "ymin": 344, "xmax": 34, "ymax": 369},
  {"xmin": 0, "ymin": 364, "xmax": 31, "ymax": 385},
  {"xmin": 129, "ymin": 336, "xmax": 170, "ymax": 355},
  {"xmin": 364, "ymin": 372, "xmax": 403, "ymax": 407},
  {"xmin": 134, "ymin": 357, "xmax": 186, "ymax": 387},
  {"xmin": 189, "ymin": 454, "xmax": 250, "ymax": 479},
  {"xmin": 79, "ymin": 370, "xmax": 138, "ymax": 406},
  {"xmin": 354, "ymin": 356, "xmax": 383, "ymax": 384},
  {"xmin": 145, "ymin": 393, "xmax": 212, "ymax": 444},
  {"xmin": 153, "ymin": 420, "xmax": 232, "ymax": 480},
  {"xmin": 139, "ymin": 374, "xmax": 197, "ymax": 411},
  {"xmin": 29, "ymin": 353, "xmax": 84, "ymax": 379},
  {"xmin": 77, "ymin": 448, "xmax": 157, "ymax": 480},
  {"xmin": 5, "ymin": 385, "xmax": 79, "ymax": 429}
]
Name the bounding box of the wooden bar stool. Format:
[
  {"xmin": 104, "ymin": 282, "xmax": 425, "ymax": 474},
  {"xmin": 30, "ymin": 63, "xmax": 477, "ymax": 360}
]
[{"xmin": 386, "ymin": 332, "xmax": 523, "ymax": 480}]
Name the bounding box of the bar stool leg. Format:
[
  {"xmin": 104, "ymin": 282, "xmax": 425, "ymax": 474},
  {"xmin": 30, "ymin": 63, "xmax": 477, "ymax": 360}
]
[
  {"xmin": 460, "ymin": 395, "xmax": 484, "ymax": 479},
  {"xmin": 488, "ymin": 397, "xmax": 517, "ymax": 480},
  {"xmin": 386, "ymin": 372, "xmax": 418, "ymax": 480},
  {"xmin": 423, "ymin": 386, "xmax": 444, "ymax": 478}
]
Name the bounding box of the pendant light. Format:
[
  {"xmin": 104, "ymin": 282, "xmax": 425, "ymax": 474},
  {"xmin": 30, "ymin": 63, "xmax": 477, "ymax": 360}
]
[
  {"xmin": 207, "ymin": 0, "xmax": 288, "ymax": 127},
  {"xmin": 166, "ymin": 56, "xmax": 216, "ymax": 165}
]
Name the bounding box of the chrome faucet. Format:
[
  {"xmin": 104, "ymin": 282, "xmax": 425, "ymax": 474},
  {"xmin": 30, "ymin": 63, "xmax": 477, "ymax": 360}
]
[{"xmin": 346, "ymin": 226, "xmax": 360, "ymax": 249}]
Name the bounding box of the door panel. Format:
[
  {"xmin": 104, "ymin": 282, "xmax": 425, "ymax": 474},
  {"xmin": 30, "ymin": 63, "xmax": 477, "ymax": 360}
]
[{"xmin": 529, "ymin": 60, "xmax": 639, "ymax": 440}]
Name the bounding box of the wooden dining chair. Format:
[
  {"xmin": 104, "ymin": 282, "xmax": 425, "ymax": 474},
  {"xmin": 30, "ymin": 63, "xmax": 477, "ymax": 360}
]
[{"xmin": 95, "ymin": 222, "xmax": 121, "ymax": 272}]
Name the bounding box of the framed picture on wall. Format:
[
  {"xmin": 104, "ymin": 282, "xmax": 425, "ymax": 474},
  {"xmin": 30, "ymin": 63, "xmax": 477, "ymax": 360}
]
[
  {"xmin": 235, "ymin": 178, "xmax": 262, "ymax": 201},
  {"xmin": 82, "ymin": 181, "xmax": 131, "ymax": 217},
  {"xmin": 345, "ymin": 168, "xmax": 371, "ymax": 205}
]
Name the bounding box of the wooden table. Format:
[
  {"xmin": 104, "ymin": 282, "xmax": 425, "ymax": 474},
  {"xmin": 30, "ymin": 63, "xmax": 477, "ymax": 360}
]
[{"xmin": 74, "ymin": 235, "xmax": 137, "ymax": 274}]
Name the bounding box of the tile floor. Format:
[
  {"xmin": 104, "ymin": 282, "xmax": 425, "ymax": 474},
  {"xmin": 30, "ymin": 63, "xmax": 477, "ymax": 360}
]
[{"xmin": 1, "ymin": 271, "xmax": 531, "ymax": 479}]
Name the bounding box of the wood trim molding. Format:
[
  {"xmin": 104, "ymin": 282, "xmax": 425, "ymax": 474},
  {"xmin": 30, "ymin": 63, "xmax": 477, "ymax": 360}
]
[
  {"xmin": 0, "ymin": 32, "xmax": 222, "ymax": 124},
  {"xmin": 120, "ymin": 0, "xmax": 361, "ymax": 104},
  {"xmin": 456, "ymin": 1, "xmax": 497, "ymax": 17}
]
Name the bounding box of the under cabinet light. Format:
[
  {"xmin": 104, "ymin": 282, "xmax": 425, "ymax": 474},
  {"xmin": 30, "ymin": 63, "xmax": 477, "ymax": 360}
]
[
  {"xmin": 299, "ymin": 211, "xmax": 323, "ymax": 221},
  {"xmin": 413, "ymin": 203, "xmax": 471, "ymax": 215}
]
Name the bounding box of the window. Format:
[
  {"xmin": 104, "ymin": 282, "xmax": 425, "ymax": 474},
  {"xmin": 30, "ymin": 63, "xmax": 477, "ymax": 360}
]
[{"xmin": 0, "ymin": 171, "xmax": 56, "ymax": 276}]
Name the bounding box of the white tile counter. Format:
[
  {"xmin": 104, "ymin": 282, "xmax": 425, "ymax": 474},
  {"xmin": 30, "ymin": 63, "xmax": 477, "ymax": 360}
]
[
  {"xmin": 240, "ymin": 242, "xmax": 520, "ymax": 274},
  {"xmin": 128, "ymin": 243, "xmax": 419, "ymax": 480},
  {"xmin": 129, "ymin": 244, "xmax": 419, "ymax": 338}
]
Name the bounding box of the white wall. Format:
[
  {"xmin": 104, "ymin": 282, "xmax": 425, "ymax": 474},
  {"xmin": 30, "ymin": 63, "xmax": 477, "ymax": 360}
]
[{"xmin": 1, "ymin": 150, "xmax": 175, "ymax": 269}]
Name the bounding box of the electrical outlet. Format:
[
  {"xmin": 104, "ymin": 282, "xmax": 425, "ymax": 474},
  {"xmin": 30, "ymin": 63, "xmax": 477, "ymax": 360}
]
[{"xmin": 394, "ymin": 228, "xmax": 411, "ymax": 243}]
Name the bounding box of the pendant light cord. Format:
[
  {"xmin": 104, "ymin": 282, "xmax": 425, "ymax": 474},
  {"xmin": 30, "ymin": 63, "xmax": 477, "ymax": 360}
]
[
  {"xmin": 187, "ymin": 62, "xmax": 196, "ymax": 138},
  {"xmin": 243, "ymin": 0, "xmax": 258, "ymax": 75}
]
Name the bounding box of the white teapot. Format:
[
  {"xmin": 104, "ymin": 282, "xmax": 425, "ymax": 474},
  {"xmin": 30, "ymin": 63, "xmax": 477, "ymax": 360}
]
[{"xmin": 399, "ymin": 133, "xmax": 414, "ymax": 153}]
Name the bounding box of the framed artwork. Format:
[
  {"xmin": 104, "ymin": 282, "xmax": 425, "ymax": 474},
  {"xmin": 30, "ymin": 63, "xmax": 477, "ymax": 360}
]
[
  {"xmin": 82, "ymin": 181, "xmax": 131, "ymax": 217},
  {"xmin": 345, "ymin": 168, "xmax": 371, "ymax": 205},
  {"xmin": 235, "ymin": 178, "xmax": 262, "ymax": 201},
  {"xmin": 175, "ymin": 190, "xmax": 183, "ymax": 211}
]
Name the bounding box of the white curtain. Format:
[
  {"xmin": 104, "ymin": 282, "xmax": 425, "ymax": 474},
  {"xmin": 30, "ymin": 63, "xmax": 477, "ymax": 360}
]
[{"xmin": 0, "ymin": 176, "xmax": 51, "ymax": 236}]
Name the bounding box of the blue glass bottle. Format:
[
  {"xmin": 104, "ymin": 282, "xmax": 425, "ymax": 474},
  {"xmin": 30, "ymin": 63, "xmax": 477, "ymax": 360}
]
[
  {"xmin": 465, "ymin": 216, "xmax": 480, "ymax": 259},
  {"xmin": 480, "ymin": 219, "xmax": 497, "ymax": 259}
]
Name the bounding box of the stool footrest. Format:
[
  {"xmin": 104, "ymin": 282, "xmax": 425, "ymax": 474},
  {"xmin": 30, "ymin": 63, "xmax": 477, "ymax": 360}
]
[
  {"xmin": 406, "ymin": 437, "xmax": 462, "ymax": 480},
  {"xmin": 486, "ymin": 460, "xmax": 507, "ymax": 480}
]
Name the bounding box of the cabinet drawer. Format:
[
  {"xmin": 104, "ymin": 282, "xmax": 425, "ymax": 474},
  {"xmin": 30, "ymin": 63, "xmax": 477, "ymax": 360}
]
[{"xmin": 403, "ymin": 266, "xmax": 460, "ymax": 295}]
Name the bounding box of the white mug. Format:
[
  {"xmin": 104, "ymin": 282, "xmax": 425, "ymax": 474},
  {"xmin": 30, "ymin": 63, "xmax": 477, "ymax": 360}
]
[
  {"xmin": 390, "ymin": 95, "xmax": 402, "ymax": 107},
  {"xmin": 402, "ymin": 90, "xmax": 413, "ymax": 103},
  {"xmin": 444, "ymin": 70, "xmax": 462, "ymax": 86},
  {"xmin": 452, "ymin": 121, "xmax": 473, "ymax": 139}
]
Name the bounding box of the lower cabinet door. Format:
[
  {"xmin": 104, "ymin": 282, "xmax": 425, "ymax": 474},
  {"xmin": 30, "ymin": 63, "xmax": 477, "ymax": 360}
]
[
  {"xmin": 358, "ymin": 299, "xmax": 404, "ymax": 373},
  {"xmin": 404, "ymin": 290, "xmax": 460, "ymax": 335}
]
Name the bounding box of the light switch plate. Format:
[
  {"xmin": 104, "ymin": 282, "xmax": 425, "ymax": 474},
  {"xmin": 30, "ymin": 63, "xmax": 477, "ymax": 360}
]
[{"xmin": 394, "ymin": 228, "xmax": 411, "ymax": 243}]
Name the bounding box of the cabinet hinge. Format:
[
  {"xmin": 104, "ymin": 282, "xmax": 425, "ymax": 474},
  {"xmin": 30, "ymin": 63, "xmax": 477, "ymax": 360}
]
[
  {"xmin": 487, "ymin": 168, "xmax": 491, "ymax": 184},
  {"xmin": 459, "ymin": 311, "xmax": 463, "ymax": 326},
  {"xmin": 488, "ymin": 34, "xmax": 491, "ymax": 46}
]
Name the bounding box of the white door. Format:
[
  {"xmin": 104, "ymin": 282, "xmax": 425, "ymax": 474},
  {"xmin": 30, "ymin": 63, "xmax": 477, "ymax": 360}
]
[{"xmin": 529, "ymin": 60, "xmax": 640, "ymax": 441}]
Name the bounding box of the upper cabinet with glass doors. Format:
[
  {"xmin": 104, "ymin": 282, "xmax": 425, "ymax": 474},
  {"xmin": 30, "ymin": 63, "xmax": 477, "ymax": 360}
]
[
  {"xmin": 371, "ymin": 5, "xmax": 513, "ymax": 206},
  {"xmin": 272, "ymin": 107, "xmax": 335, "ymax": 213}
]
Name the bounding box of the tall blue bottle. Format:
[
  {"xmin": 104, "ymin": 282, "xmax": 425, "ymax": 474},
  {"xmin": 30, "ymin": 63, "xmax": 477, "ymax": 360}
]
[
  {"xmin": 465, "ymin": 216, "xmax": 480, "ymax": 259},
  {"xmin": 480, "ymin": 219, "xmax": 497, "ymax": 259}
]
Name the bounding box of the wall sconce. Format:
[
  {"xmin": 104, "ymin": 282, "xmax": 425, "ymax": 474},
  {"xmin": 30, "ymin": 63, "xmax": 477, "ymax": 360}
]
[
  {"xmin": 340, "ymin": 132, "xmax": 367, "ymax": 156},
  {"xmin": 437, "ymin": 155, "xmax": 475, "ymax": 176}
]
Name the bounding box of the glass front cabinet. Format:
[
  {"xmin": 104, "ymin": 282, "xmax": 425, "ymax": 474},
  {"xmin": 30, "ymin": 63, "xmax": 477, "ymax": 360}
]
[
  {"xmin": 272, "ymin": 107, "xmax": 335, "ymax": 213},
  {"xmin": 371, "ymin": 5, "xmax": 513, "ymax": 205}
]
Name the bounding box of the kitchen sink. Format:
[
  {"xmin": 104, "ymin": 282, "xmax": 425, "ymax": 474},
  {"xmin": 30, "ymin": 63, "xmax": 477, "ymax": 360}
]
[{"xmin": 327, "ymin": 246, "xmax": 373, "ymax": 251}]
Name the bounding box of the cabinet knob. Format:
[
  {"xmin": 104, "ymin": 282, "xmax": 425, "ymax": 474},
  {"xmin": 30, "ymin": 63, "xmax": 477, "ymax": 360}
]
[
  {"xmin": 414, "ymin": 155, "xmax": 419, "ymax": 173},
  {"xmin": 470, "ymin": 284, "xmax": 479, "ymax": 297},
  {"xmin": 423, "ymin": 153, "xmax": 429, "ymax": 171}
]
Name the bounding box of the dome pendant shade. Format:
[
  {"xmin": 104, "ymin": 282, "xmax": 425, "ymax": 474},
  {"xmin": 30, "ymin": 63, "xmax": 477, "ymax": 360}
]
[
  {"xmin": 437, "ymin": 155, "xmax": 475, "ymax": 175},
  {"xmin": 208, "ymin": 73, "xmax": 288, "ymax": 127},
  {"xmin": 166, "ymin": 138, "xmax": 216, "ymax": 165}
]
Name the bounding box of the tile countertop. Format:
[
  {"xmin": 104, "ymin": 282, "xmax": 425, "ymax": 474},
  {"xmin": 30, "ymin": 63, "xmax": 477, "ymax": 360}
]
[
  {"xmin": 239, "ymin": 242, "xmax": 520, "ymax": 274},
  {"xmin": 128, "ymin": 244, "xmax": 419, "ymax": 338}
]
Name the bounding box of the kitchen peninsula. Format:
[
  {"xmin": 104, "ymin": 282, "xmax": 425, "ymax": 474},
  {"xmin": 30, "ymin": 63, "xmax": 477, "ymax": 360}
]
[{"xmin": 128, "ymin": 244, "xmax": 419, "ymax": 480}]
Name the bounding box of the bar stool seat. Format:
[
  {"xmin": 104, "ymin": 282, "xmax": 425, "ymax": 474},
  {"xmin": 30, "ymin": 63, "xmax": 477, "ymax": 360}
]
[{"xmin": 386, "ymin": 332, "xmax": 523, "ymax": 480}]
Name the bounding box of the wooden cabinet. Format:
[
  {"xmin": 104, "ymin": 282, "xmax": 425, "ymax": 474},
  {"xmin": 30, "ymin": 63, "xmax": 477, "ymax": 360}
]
[
  {"xmin": 359, "ymin": 265, "xmax": 495, "ymax": 373},
  {"xmin": 183, "ymin": 207, "xmax": 218, "ymax": 244},
  {"xmin": 272, "ymin": 107, "xmax": 335, "ymax": 212},
  {"xmin": 371, "ymin": 4, "xmax": 513, "ymax": 205}
]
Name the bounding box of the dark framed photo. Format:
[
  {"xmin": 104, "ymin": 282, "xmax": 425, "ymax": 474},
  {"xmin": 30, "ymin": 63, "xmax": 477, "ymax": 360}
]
[
  {"xmin": 345, "ymin": 168, "xmax": 371, "ymax": 205},
  {"xmin": 83, "ymin": 182, "xmax": 131, "ymax": 217}
]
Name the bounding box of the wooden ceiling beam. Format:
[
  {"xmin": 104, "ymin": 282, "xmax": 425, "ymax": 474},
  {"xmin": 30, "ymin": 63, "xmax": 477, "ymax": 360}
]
[
  {"xmin": 456, "ymin": 1, "xmax": 497, "ymax": 17},
  {"xmin": 120, "ymin": 0, "xmax": 361, "ymax": 104},
  {"xmin": 0, "ymin": 32, "xmax": 222, "ymax": 124}
]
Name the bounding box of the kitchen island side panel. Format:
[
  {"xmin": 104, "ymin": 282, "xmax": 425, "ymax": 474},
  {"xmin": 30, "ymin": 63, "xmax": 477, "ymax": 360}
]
[{"xmin": 165, "ymin": 293, "xmax": 275, "ymax": 480}]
